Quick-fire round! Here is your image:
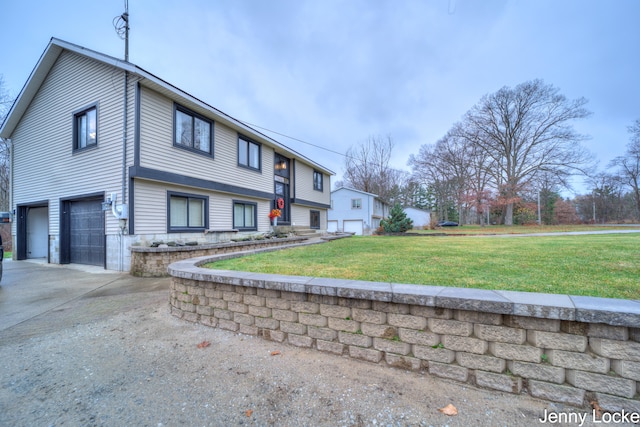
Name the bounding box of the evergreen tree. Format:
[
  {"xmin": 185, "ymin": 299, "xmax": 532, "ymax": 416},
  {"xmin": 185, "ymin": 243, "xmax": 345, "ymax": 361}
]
[{"xmin": 380, "ymin": 203, "xmax": 413, "ymax": 233}]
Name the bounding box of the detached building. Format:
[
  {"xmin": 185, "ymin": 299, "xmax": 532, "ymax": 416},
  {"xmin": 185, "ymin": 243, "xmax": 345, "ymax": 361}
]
[
  {"xmin": 0, "ymin": 38, "xmax": 333, "ymax": 271},
  {"xmin": 328, "ymin": 187, "xmax": 389, "ymax": 235}
]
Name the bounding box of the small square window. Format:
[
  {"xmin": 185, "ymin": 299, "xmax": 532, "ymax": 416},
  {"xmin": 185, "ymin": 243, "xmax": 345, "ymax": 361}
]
[
  {"xmin": 74, "ymin": 105, "xmax": 97, "ymax": 151},
  {"xmin": 238, "ymin": 136, "xmax": 261, "ymax": 171},
  {"xmin": 352, "ymin": 198, "xmax": 362, "ymax": 209},
  {"xmin": 313, "ymin": 171, "xmax": 323, "ymax": 191},
  {"xmin": 233, "ymin": 201, "xmax": 257, "ymax": 230}
]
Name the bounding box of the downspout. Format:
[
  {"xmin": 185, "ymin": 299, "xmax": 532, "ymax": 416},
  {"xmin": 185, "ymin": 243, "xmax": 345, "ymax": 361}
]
[
  {"xmin": 9, "ymin": 138, "xmax": 13, "ymax": 255},
  {"xmin": 120, "ymin": 69, "xmax": 128, "ymax": 272},
  {"xmin": 122, "ymin": 70, "xmax": 128, "ymax": 206}
]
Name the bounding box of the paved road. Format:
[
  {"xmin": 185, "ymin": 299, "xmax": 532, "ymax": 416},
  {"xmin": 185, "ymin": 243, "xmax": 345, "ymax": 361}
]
[{"xmin": 475, "ymin": 228, "xmax": 640, "ymax": 238}]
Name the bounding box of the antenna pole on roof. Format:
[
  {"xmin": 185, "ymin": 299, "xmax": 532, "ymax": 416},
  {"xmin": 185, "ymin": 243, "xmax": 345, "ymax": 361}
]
[
  {"xmin": 113, "ymin": 0, "xmax": 130, "ymax": 61},
  {"xmin": 123, "ymin": 0, "xmax": 129, "ymax": 62}
]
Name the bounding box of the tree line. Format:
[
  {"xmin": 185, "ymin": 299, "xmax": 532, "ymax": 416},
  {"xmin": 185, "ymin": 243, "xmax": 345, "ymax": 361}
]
[
  {"xmin": 338, "ymin": 79, "xmax": 640, "ymax": 225},
  {"xmin": 2, "ymin": 76, "xmax": 638, "ymax": 225}
]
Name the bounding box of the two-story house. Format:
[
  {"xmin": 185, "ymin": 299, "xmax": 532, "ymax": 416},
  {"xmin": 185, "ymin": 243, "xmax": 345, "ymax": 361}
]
[
  {"xmin": 0, "ymin": 38, "xmax": 333, "ymax": 271},
  {"xmin": 327, "ymin": 187, "xmax": 389, "ymax": 235}
]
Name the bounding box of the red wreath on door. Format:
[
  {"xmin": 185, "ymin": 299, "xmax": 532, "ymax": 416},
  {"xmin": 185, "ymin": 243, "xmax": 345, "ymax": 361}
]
[{"xmin": 277, "ymin": 197, "xmax": 285, "ymax": 209}]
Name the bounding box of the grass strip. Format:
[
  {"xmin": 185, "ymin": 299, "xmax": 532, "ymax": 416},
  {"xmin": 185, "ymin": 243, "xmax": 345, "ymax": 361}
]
[{"xmin": 207, "ymin": 234, "xmax": 640, "ymax": 300}]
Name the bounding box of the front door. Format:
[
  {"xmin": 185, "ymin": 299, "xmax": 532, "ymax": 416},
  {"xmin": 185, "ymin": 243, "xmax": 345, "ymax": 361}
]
[{"xmin": 274, "ymin": 154, "xmax": 290, "ymax": 224}]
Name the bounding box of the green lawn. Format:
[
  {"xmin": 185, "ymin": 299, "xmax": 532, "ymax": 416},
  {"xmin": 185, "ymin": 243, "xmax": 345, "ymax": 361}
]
[{"xmin": 207, "ymin": 233, "xmax": 640, "ymax": 300}]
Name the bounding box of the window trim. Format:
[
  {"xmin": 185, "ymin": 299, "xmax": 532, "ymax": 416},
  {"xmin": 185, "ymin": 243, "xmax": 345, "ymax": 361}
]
[
  {"xmin": 232, "ymin": 200, "xmax": 258, "ymax": 231},
  {"xmin": 167, "ymin": 191, "xmax": 209, "ymax": 232},
  {"xmin": 352, "ymin": 198, "xmax": 362, "ymax": 209},
  {"xmin": 310, "ymin": 210, "xmax": 320, "ymax": 229},
  {"xmin": 173, "ymin": 103, "xmax": 214, "ymax": 157},
  {"xmin": 72, "ymin": 103, "xmax": 98, "ymax": 152},
  {"xmin": 237, "ymin": 135, "xmax": 262, "ymax": 172},
  {"xmin": 313, "ymin": 170, "xmax": 323, "ymax": 192}
]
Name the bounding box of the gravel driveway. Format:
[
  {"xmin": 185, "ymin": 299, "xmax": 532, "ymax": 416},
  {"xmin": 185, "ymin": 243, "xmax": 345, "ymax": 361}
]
[{"xmin": 0, "ymin": 260, "xmax": 620, "ymax": 426}]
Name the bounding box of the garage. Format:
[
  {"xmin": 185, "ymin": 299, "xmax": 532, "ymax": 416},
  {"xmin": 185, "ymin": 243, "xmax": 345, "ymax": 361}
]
[
  {"xmin": 61, "ymin": 196, "xmax": 105, "ymax": 266},
  {"xmin": 16, "ymin": 203, "xmax": 49, "ymax": 261},
  {"xmin": 343, "ymin": 219, "xmax": 364, "ymax": 236}
]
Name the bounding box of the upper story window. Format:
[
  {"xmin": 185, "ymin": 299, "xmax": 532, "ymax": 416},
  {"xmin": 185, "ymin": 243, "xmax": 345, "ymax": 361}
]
[
  {"xmin": 168, "ymin": 192, "xmax": 208, "ymax": 232},
  {"xmin": 352, "ymin": 198, "xmax": 362, "ymax": 209},
  {"xmin": 174, "ymin": 104, "xmax": 213, "ymax": 156},
  {"xmin": 73, "ymin": 104, "xmax": 97, "ymax": 151},
  {"xmin": 238, "ymin": 136, "xmax": 261, "ymax": 171},
  {"xmin": 313, "ymin": 170, "xmax": 323, "ymax": 191}
]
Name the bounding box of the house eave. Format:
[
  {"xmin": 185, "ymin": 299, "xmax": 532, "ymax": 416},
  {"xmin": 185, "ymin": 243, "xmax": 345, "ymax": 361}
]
[{"xmin": 0, "ymin": 38, "xmax": 335, "ymax": 177}]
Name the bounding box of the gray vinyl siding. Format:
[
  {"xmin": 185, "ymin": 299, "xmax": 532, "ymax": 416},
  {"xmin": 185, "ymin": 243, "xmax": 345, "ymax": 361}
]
[
  {"xmin": 133, "ymin": 180, "xmax": 273, "ymax": 234},
  {"xmin": 295, "ymin": 162, "xmax": 330, "ymax": 206},
  {"xmin": 291, "ymin": 205, "xmax": 326, "ymax": 230},
  {"xmin": 138, "ymin": 86, "xmax": 273, "ymax": 195},
  {"xmin": 291, "ymin": 205, "xmax": 309, "ymax": 228},
  {"xmin": 11, "ymin": 51, "xmax": 135, "ymax": 235}
]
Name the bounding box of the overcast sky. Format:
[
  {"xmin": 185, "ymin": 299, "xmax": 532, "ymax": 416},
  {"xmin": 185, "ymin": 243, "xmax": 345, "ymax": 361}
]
[{"xmin": 2, "ymin": 0, "xmax": 639, "ymax": 195}]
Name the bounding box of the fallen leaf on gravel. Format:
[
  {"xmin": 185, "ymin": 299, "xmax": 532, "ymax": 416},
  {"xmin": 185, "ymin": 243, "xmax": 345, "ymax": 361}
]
[
  {"xmin": 590, "ymin": 401, "xmax": 602, "ymax": 419},
  {"xmin": 245, "ymin": 409, "xmax": 253, "ymax": 417},
  {"xmin": 197, "ymin": 341, "xmax": 211, "ymax": 348},
  {"xmin": 271, "ymin": 350, "xmax": 281, "ymax": 356},
  {"xmin": 438, "ymin": 403, "xmax": 458, "ymax": 416}
]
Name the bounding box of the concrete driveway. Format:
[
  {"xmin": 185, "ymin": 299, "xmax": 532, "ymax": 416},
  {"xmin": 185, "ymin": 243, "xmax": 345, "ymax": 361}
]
[{"xmin": 0, "ymin": 259, "xmax": 169, "ymax": 341}]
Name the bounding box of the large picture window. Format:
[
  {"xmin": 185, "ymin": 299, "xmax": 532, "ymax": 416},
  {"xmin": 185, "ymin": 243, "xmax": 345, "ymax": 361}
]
[
  {"xmin": 168, "ymin": 192, "xmax": 208, "ymax": 232},
  {"xmin": 174, "ymin": 104, "xmax": 213, "ymax": 156},
  {"xmin": 238, "ymin": 136, "xmax": 261, "ymax": 171},
  {"xmin": 73, "ymin": 105, "xmax": 97, "ymax": 151},
  {"xmin": 233, "ymin": 201, "xmax": 257, "ymax": 231},
  {"xmin": 313, "ymin": 170, "xmax": 323, "ymax": 191}
]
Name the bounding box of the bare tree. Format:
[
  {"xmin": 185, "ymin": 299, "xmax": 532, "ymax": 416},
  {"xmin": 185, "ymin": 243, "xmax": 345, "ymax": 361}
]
[
  {"xmin": 0, "ymin": 76, "xmax": 14, "ymax": 211},
  {"xmin": 460, "ymin": 79, "xmax": 593, "ymax": 225},
  {"xmin": 409, "ymin": 140, "xmax": 462, "ymax": 222},
  {"xmin": 588, "ymin": 172, "xmax": 625, "ymax": 223},
  {"xmin": 609, "ymin": 119, "xmax": 640, "ymax": 219},
  {"xmin": 343, "ymin": 135, "xmax": 405, "ymax": 203}
]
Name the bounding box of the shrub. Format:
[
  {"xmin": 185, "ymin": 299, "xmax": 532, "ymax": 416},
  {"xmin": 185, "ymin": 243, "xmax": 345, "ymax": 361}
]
[{"xmin": 380, "ymin": 203, "xmax": 413, "ymax": 233}]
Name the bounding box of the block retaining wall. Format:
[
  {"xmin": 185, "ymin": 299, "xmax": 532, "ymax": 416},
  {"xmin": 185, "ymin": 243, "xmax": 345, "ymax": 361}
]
[
  {"xmin": 130, "ymin": 236, "xmax": 311, "ymax": 277},
  {"xmin": 168, "ymin": 254, "xmax": 640, "ymax": 413}
]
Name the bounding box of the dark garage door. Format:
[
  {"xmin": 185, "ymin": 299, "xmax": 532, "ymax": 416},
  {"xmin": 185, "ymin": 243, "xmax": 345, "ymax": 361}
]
[{"xmin": 69, "ymin": 200, "xmax": 104, "ymax": 266}]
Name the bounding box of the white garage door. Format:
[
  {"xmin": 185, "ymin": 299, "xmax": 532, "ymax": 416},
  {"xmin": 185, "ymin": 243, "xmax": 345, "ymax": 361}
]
[
  {"xmin": 327, "ymin": 220, "xmax": 338, "ymax": 233},
  {"xmin": 343, "ymin": 220, "xmax": 364, "ymax": 236},
  {"xmin": 27, "ymin": 207, "xmax": 48, "ymax": 259}
]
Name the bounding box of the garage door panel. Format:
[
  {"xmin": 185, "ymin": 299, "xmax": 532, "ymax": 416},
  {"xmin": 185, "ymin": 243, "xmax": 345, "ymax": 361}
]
[
  {"xmin": 69, "ymin": 200, "xmax": 104, "ymax": 266},
  {"xmin": 343, "ymin": 220, "xmax": 363, "ymax": 236}
]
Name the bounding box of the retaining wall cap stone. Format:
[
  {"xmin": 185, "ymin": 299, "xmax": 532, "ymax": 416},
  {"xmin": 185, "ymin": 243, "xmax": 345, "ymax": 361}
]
[
  {"xmin": 496, "ymin": 290, "xmax": 575, "ymax": 320},
  {"xmin": 391, "ymin": 283, "xmax": 444, "ymax": 306},
  {"xmin": 570, "ymin": 296, "xmax": 640, "ymax": 326},
  {"xmin": 436, "ymin": 287, "xmax": 513, "ymax": 314}
]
